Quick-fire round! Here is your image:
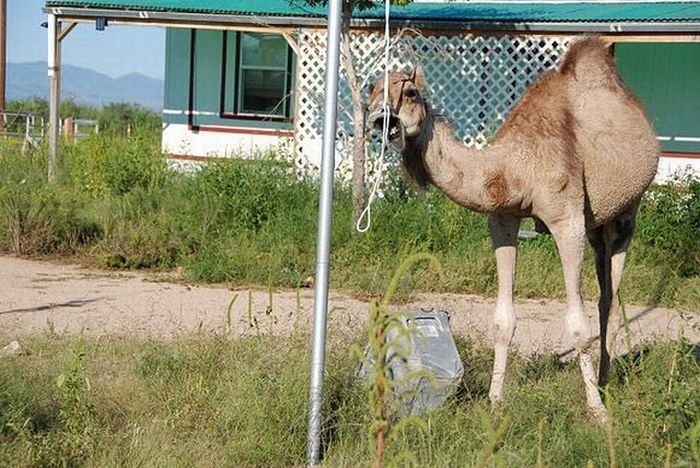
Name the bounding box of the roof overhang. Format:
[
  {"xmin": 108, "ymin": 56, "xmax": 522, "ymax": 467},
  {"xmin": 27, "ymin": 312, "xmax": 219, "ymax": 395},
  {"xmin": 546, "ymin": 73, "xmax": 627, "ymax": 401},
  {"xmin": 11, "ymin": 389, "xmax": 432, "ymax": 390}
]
[{"xmin": 42, "ymin": 5, "xmax": 700, "ymax": 36}]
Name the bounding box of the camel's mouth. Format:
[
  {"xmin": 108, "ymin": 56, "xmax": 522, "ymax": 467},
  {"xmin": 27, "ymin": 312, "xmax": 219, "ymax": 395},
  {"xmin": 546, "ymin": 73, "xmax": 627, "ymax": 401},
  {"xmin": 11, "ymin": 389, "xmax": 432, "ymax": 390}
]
[{"xmin": 367, "ymin": 108, "xmax": 406, "ymax": 150}]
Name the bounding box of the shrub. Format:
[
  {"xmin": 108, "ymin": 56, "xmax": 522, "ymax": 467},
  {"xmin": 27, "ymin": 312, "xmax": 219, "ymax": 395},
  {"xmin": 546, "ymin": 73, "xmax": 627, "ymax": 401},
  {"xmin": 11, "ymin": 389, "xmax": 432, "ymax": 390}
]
[
  {"xmin": 0, "ymin": 150, "xmax": 101, "ymax": 255},
  {"xmin": 190, "ymin": 157, "xmax": 299, "ymax": 232},
  {"xmin": 637, "ymin": 172, "xmax": 700, "ymax": 277},
  {"xmin": 63, "ymin": 129, "xmax": 166, "ymax": 197},
  {"xmin": 98, "ymin": 102, "xmax": 161, "ymax": 136},
  {"xmin": 0, "ymin": 134, "xmax": 698, "ymax": 309}
]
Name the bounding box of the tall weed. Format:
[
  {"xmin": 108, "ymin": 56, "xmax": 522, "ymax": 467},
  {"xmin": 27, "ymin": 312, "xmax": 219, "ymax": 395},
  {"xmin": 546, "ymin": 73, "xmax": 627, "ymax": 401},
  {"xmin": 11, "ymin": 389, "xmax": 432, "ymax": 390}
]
[
  {"xmin": 358, "ymin": 254, "xmax": 440, "ymax": 467},
  {"xmin": 56, "ymin": 331, "xmax": 95, "ymax": 458}
]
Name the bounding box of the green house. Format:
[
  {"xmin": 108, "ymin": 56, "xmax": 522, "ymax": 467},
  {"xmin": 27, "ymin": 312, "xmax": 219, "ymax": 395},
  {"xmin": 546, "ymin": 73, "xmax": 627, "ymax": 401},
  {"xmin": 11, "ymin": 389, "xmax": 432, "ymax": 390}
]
[
  {"xmin": 44, "ymin": 0, "xmax": 700, "ymax": 179},
  {"xmin": 161, "ymin": 28, "xmax": 297, "ymax": 158}
]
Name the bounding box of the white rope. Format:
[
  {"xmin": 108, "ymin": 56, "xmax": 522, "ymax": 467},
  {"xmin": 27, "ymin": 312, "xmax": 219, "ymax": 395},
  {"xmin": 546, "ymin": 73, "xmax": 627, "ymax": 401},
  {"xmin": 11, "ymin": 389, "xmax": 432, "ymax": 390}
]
[{"xmin": 355, "ymin": 0, "xmax": 391, "ymax": 233}]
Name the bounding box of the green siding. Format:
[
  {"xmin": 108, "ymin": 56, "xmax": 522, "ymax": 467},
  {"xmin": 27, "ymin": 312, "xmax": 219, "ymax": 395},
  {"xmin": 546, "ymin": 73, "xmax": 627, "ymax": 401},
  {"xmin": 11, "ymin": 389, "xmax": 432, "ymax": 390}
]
[
  {"xmin": 191, "ymin": 29, "xmax": 222, "ymax": 127},
  {"xmin": 163, "ymin": 28, "xmax": 294, "ymax": 131},
  {"xmin": 222, "ymin": 32, "xmax": 237, "ymax": 115},
  {"xmin": 617, "ymin": 42, "xmax": 700, "ymax": 153},
  {"xmin": 163, "ymin": 28, "xmax": 190, "ymax": 125}
]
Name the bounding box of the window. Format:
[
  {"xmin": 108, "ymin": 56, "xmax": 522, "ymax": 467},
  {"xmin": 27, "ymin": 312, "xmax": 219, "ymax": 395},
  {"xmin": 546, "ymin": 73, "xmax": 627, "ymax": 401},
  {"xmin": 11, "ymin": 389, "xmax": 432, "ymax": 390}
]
[
  {"xmin": 239, "ymin": 33, "xmax": 289, "ymax": 116},
  {"xmin": 221, "ymin": 32, "xmax": 292, "ymax": 120}
]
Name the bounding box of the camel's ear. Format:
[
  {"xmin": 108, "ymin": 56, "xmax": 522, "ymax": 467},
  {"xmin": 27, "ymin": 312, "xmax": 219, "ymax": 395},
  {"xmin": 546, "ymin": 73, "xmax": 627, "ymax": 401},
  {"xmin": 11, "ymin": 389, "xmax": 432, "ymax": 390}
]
[{"xmin": 411, "ymin": 65, "xmax": 426, "ymax": 91}]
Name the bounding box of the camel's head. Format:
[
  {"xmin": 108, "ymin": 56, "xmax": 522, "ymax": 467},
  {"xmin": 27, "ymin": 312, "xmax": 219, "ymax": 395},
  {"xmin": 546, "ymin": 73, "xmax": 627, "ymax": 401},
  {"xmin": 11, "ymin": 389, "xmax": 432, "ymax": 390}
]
[{"xmin": 366, "ymin": 66, "xmax": 428, "ymax": 150}]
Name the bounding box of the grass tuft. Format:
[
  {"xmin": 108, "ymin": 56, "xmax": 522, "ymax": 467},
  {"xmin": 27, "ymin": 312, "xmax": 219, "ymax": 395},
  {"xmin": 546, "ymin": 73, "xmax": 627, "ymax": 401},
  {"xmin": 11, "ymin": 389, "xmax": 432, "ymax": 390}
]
[{"xmin": 1, "ymin": 334, "xmax": 696, "ymax": 466}]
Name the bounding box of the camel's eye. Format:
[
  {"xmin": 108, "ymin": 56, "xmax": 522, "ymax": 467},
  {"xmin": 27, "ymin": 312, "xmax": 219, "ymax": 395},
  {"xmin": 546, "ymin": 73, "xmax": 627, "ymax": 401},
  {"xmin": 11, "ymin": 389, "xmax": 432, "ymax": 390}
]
[{"xmin": 404, "ymin": 88, "xmax": 418, "ymax": 99}]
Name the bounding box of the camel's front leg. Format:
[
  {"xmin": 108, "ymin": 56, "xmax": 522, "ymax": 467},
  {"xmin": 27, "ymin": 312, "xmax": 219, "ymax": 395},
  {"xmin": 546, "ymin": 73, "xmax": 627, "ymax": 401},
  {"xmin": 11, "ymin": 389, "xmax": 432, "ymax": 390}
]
[
  {"xmin": 551, "ymin": 217, "xmax": 608, "ymax": 422},
  {"xmin": 487, "ymin": 214, "xmax": 520, "ymax": 405}
]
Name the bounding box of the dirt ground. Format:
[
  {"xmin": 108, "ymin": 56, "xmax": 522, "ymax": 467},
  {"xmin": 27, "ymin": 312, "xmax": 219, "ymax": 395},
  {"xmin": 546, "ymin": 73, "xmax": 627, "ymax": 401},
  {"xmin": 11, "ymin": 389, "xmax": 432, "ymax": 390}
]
[{"xmin": 0, "ymin": 256, "xmax": 697, "ymax": 356}]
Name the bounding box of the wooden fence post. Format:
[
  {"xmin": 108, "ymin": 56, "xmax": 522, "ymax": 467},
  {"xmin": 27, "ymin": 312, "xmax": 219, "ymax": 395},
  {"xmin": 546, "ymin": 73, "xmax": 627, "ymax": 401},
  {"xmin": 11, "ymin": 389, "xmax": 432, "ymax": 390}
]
[{"xmin": 64, "ymin": 116, "xmax": 74, "ymax": 144}]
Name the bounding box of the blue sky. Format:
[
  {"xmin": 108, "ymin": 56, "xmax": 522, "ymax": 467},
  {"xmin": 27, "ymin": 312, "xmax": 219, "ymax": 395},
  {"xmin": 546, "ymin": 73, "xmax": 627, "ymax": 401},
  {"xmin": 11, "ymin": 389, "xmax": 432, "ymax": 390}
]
[{"xmin": 9, "ymin": 0, "xmax": 165, "ymax": 79}]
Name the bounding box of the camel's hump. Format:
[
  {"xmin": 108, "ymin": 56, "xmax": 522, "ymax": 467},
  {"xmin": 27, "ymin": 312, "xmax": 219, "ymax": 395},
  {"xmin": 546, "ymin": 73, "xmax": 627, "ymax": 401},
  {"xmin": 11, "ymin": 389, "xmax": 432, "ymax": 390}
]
[{"xmin": 559, "ymin": 36, "xmax": 617, "ymax": 87}]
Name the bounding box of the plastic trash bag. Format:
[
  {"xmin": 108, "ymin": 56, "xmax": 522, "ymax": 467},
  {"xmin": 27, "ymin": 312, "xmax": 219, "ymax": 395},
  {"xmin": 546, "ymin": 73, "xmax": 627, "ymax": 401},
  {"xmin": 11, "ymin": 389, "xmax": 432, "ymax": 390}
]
[{"xmin": 358, "ymin": 308, "xmax": 464, "ymax": 417}]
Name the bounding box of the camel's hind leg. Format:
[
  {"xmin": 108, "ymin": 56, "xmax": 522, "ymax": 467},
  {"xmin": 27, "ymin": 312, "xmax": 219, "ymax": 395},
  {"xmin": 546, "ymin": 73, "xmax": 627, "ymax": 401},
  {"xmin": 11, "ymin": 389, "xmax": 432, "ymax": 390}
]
[
  {"xmin": 550, "ymin": 214, "xmax": 608, "ymax": 422},
  {"xmin": 487, "ymin": 214, "xmax": 520, "ymax": 405},
  {"xmin": 587, "ymin": 205, "xmax": 638, "ymax": 388}
]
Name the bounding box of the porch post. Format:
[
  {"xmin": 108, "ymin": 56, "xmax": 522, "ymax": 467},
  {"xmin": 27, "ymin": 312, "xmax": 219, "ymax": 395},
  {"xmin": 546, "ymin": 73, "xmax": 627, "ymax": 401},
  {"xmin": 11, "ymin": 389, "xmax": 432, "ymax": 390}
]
[
  {"xmin": 305, "ymin": 0, "xmax": 343, "ymax": 464},
  {"xmin": 47, "ymin": 14, "xmax": 61, "ymax": 182},
  {"xmin": 0, "ymin": 0, "xmax": 7, "ymax": 128}
]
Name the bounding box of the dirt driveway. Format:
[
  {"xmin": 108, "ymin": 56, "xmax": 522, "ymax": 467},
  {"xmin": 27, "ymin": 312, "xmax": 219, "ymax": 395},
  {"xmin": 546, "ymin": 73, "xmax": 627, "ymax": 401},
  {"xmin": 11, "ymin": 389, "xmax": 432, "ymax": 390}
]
[{"xmin": 0, "ymin": 256, "xmax": 697, "ymax": 356}]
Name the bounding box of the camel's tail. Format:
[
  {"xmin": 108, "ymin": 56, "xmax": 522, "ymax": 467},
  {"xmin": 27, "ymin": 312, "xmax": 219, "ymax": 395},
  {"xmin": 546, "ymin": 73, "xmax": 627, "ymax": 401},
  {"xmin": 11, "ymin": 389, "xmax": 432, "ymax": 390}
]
[{"xmin": 559, "ymin": 36, "xmax": 618, "ymax": 88}]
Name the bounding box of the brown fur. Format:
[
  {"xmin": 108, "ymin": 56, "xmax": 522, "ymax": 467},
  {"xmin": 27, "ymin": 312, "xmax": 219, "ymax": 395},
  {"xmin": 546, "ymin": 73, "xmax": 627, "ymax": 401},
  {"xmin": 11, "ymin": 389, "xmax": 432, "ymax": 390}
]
[
  {"xmin": 366, "ymin": 36, "xmax": 658, "ymax": 223},
  {"xmin": 494, "ymin": 72, "xmax": 582, "ymax": 185},
  {"xmin": 366, "ymin": 35, "xmax": 660, "ymax": 420},
  {"xmin": 402, "ymin": 121, "xmax": 434, "ymax": 188},
  {"xmin": 561, "ymin": 36, "xmax": 647, "ymax": 115},
  {"xmin": 484, "ymin": 169, "xmax": 509, "ymax": 208},
  {"xmin": 559, "ymin": 36, "xmax": 615, "ymax": 83}
]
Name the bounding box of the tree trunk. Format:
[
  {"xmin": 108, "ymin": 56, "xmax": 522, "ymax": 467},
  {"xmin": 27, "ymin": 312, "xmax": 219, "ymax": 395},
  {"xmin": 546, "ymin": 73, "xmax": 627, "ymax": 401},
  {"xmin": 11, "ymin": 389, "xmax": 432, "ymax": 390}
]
[{"xmin": 340, "ymin": 0, "xmax": 367, "ymax": 232}]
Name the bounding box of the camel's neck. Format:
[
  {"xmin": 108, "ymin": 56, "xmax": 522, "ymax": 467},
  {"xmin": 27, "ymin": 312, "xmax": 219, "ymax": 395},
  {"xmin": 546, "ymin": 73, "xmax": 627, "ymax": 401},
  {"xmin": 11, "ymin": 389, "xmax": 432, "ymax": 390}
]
[{"xmin": 405, "ymin": 113, "xmax": 510, "ymax": 213}]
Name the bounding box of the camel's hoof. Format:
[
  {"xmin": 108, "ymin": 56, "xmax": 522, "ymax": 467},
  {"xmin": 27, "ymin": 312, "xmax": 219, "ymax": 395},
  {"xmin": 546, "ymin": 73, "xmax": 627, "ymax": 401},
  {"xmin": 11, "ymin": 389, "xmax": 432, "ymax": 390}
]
[
  {"xmin": 488, "ymin": 394, "xmax": 504, "ymax": 413},
  {"xmin": 588, "ymin": 405, "xmax": 609, "ymax": 425}
]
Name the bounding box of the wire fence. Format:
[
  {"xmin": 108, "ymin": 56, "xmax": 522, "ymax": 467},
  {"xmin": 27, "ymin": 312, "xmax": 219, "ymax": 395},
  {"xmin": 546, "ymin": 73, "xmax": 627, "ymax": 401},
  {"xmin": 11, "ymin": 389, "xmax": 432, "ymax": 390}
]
[
  {"xmin": 1, "ymin": 112, "xmax": 98, "ymax": 149},
  {"xmin": 294, "ymin": 30, "xmax": 572, "ymax": 181}
]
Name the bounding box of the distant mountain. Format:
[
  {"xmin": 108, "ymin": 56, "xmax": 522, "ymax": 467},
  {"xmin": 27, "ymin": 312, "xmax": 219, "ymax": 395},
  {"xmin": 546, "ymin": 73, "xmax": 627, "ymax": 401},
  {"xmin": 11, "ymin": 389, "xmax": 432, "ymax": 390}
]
[{"xmin": 7, "ymin": 62, "xmax": 164, "ymax": 110}]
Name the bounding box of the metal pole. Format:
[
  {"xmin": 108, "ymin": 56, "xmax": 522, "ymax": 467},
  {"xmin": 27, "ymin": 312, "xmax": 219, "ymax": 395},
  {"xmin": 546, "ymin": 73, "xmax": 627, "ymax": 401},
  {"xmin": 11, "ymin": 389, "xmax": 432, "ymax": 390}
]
[
  {"xmin": 48, "ymin": 14, "xmax": 61, "ymax": 182},
  {"xmin": 306, "ymin": 0, "xmax": 343, "ymax": 464},
  {"xmin": 0, "ymin": 0, "xmax": 7, "ymax": 129}
]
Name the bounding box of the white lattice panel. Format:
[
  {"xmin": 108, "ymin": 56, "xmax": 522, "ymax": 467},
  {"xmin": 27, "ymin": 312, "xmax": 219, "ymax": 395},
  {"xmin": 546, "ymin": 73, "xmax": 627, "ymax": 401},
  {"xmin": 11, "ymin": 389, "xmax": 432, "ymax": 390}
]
[{"xmin": 294, "ymin": 31, "xmax": 572, "ymax": 179}]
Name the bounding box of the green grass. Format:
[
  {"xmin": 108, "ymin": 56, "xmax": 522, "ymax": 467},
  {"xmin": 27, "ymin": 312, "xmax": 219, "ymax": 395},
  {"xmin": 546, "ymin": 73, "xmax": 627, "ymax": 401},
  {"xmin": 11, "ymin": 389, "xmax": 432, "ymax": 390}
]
[
  {"xmin": 0, "ymin": 132, "xmax": 699, "ymax": 310},
  {"xmin": 0, "ymin": 333, "xmax": 697, "ymax": 466}
]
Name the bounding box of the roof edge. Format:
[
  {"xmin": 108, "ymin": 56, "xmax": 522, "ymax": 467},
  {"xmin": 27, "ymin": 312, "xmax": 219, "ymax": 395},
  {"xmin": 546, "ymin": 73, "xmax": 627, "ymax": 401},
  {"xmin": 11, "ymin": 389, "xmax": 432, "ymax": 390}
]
[{"xmin": 43, "ymin": 6, "xmax": 700, "ymax": 33}]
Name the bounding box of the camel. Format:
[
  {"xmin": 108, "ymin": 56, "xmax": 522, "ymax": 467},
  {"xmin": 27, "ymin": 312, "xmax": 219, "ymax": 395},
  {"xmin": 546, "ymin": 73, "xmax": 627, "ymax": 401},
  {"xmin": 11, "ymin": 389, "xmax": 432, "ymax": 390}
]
[{"xmin": 365, "ymin": 36, "xmax": 659, "ymax": 421}]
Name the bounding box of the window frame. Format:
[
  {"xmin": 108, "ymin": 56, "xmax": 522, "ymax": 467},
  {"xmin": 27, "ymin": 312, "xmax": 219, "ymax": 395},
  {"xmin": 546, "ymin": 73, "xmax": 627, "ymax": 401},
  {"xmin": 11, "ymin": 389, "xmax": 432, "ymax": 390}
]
[{"xmin": 220, "ymin": 31, "xmax": 294, "ymax": 122}]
